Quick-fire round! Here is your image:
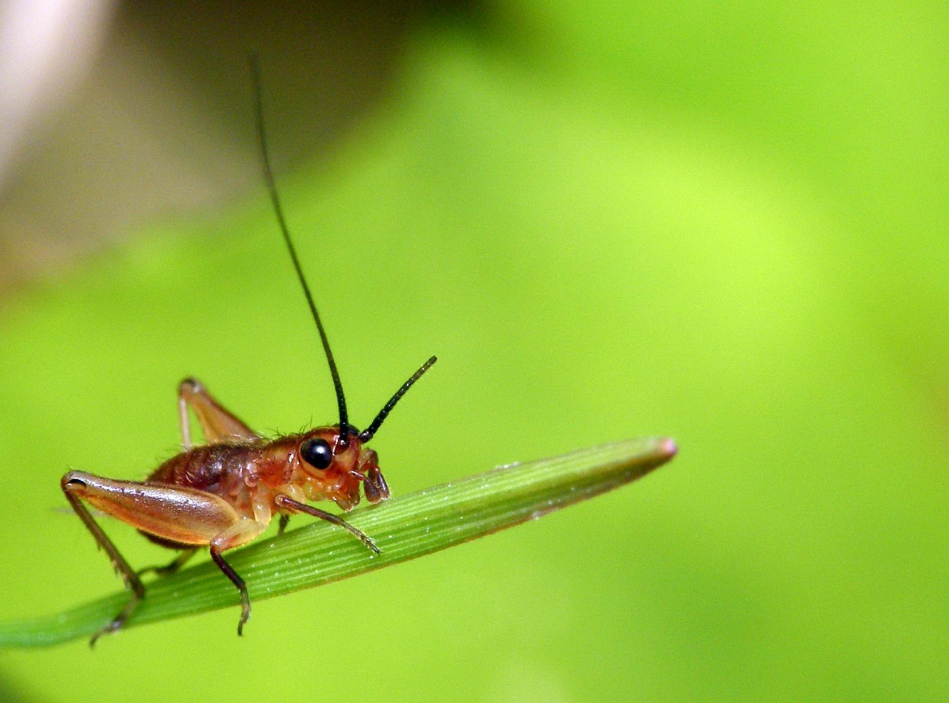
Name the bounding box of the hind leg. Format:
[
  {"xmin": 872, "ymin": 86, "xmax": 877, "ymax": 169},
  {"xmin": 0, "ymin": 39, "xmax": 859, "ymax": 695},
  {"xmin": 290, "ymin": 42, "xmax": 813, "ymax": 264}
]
[
  {"xmin": 61, "ymin": 477, "xmax": 145, "ymax": 646},
  {"xmin": 62, "ymin": 471, "xmax": 244, "ymax": 644},
  {"xmin": 178, "ymin": 378, "xmax": 259, "ymax": 449}
]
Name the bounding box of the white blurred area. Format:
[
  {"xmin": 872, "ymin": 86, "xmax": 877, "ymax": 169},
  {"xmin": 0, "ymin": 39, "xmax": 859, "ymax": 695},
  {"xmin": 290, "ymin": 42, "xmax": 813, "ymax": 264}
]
[
  {"xmin": 0, "ymin": 0, "xmax": 116, "ymax": 191},
  {"xmin": 0, "ymin": 0, "xmax": 455, "ymax": 299}
]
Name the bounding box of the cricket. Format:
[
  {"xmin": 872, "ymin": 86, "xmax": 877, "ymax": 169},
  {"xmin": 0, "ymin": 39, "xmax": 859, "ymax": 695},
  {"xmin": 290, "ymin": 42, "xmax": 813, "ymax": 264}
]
[{"xmin": 60, "ymin": 60, "xmax": 437, "ymax": 646}]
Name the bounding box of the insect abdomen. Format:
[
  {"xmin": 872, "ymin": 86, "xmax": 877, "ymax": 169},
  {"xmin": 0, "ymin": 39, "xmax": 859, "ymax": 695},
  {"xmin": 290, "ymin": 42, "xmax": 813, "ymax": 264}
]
[{"xmin": 148, "ymin": 444, "xmax": 254, "ymax": 493}]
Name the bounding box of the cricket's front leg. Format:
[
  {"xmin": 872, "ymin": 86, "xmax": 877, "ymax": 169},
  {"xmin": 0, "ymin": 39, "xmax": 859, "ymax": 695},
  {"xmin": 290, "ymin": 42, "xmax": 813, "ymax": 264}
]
[
  {"xmin": 62, "ymin": 471, "xmax": 246, "ymax": 644},
  {"xmin": 274, "ymin": 494, "xmax": 380, "ymax": 553}
]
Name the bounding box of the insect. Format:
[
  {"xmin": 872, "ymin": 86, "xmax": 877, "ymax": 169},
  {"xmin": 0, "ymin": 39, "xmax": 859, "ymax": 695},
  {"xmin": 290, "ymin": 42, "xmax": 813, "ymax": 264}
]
[{"xmin": 60, "ymin": 60, "xmax": 436, "ymax": 646}]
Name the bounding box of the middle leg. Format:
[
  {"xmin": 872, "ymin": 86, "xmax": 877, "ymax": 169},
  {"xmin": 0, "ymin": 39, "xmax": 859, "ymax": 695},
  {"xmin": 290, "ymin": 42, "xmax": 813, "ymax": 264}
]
[
  {"xmin": 209, "ymin": 519, "xmax": 269, "ymax": 635},
  {"xmin": 137, "ymin": 548, "xmax": 199, "ymax": 579}
]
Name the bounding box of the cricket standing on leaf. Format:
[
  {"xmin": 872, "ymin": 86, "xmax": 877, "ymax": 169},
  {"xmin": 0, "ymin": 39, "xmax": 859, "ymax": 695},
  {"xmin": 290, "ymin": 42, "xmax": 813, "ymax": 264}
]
[{"xmin": 61, "ymin": 59, "xmax": 437, "ymax": 646}]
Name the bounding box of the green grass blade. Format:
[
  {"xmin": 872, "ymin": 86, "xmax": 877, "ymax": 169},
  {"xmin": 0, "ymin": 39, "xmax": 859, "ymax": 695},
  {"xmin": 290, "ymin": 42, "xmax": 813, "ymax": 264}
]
[{"xmin": 0, "ymin": 437, "xmax": 676, "ymax": 647}]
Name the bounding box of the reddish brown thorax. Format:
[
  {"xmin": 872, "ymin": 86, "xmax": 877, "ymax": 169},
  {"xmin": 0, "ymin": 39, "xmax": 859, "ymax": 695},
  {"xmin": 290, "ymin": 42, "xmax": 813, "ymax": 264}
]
[{"xmin": 146, "ymin": 426, "xmax": 388, "ymax": 518}]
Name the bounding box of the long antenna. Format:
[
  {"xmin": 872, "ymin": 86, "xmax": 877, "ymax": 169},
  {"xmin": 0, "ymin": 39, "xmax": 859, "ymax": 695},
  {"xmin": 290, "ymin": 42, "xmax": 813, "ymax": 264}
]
[
  {"xmin": 359, "ymin": 356, "xmax": 437, "ymax": 442},
  {"xmin": 250, "ymin": 56, "xmax": 350, "ymax": 441}
]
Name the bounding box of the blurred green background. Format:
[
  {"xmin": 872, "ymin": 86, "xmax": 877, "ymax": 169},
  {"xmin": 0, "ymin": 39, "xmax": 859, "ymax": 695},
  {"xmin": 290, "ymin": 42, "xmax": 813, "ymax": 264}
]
[{"xmin": 2, "ymin": 1, "xmax": 948, "ymax": 701}]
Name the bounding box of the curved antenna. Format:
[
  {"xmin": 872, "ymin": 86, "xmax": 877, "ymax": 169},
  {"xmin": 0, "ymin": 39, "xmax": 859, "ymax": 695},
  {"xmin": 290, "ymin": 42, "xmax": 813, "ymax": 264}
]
[
  {"xmin": 250, "ymin": 56, "xmax": 350, "ymax": 442},
  {"xmin": 359, "ymin": 356, "xmax": 437, "ymax": 443}
]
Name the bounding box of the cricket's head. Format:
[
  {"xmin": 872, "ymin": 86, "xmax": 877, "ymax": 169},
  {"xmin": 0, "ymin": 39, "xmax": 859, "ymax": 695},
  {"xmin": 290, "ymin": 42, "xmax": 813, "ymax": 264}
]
[
  {"xmin": 296, "ymin": 428, "xmax": 388, "ymax": 511},
  {"xmin": 256, "ymin": 59, "xmax": 436, "ymax": 510},
  {"xmin": 294, "ymin": 355, "xmax": 436, "ymax": 510}
]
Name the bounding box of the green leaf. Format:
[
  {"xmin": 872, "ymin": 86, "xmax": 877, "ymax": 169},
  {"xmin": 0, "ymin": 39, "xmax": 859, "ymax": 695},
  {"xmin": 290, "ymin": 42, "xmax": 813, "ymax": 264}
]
[{"xmin": 0, "ymin": 437, "xmax": 675, "ymax": 648}]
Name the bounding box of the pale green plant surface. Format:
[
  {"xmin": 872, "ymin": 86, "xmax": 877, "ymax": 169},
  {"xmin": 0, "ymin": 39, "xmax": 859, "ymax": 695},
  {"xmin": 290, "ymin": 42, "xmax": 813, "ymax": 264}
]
[
  {"xmin": 3, "ymin": 2, "xmax": 949, "ymax": 701},
  {"xmin": 0, "ymin": 438, "xmax": 675, "ymax": 648}
]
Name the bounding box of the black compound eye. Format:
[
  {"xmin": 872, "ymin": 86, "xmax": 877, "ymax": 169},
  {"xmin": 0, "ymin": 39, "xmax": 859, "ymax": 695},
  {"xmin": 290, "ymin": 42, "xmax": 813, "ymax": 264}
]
[{"xmin": 300, "ymin": 438, "xmax": 333, "ymax": 470}]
